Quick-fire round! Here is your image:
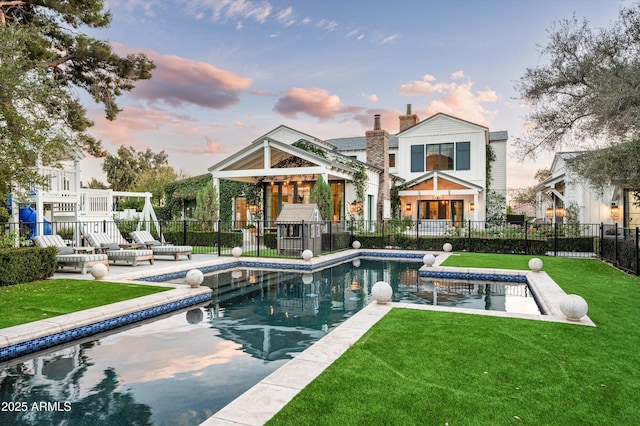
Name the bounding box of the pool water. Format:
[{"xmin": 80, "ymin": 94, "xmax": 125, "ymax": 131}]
[{"xmin": 0, "ymin": 259, "xmax": 538, "ymax": 425}]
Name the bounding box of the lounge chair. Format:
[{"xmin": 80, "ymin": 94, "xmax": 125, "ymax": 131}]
[
  {"xmin": 130, "ymin": 230, "xmax": 193, "ymax": 260},
  {"xmin": 85, "ymin": 232, "xmax": 155, "ymax": 267},
  {"xmin": 33, "ymin": 235, "xmax": 109, "ymax": 274}
]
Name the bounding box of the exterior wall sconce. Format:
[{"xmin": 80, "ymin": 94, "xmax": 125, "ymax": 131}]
[
  {"xmin": 610, "ymin": 203, "xmax": 619, "ymax": 219},
  {"xmin": 556, "ymin": 207, "xmax": 565, "ymax": 217},
  {"xmin": 248, "ymin": 204, "xmax": 259, "ymax": 214},
  {"xmin": 405, "ymin": 203, "xmax": 411, "ymax": 212},
  {"xmin": 469, "ymin": 203, "xmax": 475, "ymax": 211},
  {"xmin": 546, "ymin": 207, "xmax": 553, "ymax": 217},
  {"xmin": 349, "ymin": 201, "xmax": 362, "ymax": 213}
]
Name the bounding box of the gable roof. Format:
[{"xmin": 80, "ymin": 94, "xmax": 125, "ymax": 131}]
[
  {"xmin": 400, "ymin": 171, "xmax": 483, "ymax": 191},
  {"xmin": 275, "ymin": 203, "xmax": 322, "ymax": 222},
  {"xmin": 397, "ymin": 112, "xmax": 489, "ymax": 136}
]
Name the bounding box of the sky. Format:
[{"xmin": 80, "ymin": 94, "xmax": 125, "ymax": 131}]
[{"xmin": 80, "ymin": 0, "xmax": 630, "ymax": 191}]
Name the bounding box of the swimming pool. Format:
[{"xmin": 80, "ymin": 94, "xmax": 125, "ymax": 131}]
[{"xmin": 0, "ymin": 259, "xmax": 539, "ymax": 425}]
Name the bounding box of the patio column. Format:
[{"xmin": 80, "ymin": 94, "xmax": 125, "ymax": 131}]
[
  {"xmin": 263, "ymin": 139, "xmax": 271, "ymax": 170},
  {"xmin": 473, "ymin": 192, "xmax": 478, "ymax": 221}
]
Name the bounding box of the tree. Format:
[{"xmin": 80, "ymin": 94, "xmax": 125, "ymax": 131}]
[
  {"xmin": 515, "ymin": 4, "xmax": 640, "ymax": 193},
  {"xmin": 0, "ymin": 1, "xmax": 154, "ymax": 197},
  {"xmin": 102, "ymin": 146, "xmax": 179, "ymax": 198},
  {"xmin": 309, "ymin": 176, "xmax": 333, "ymax": 222},
  {"xmin": 195, "ymin": 180, "xmax": 219, "ymax": 223},
  {"xmin": 86, "ymin": 177, "xmax": 108, "ymax": 189},
  {"xmin": 511, "ymin": 168, "xmax": 551, "ymax": 212}
]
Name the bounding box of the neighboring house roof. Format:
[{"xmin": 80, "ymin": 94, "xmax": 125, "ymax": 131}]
[
  {"xmin": 400, "ymin": 171, "xmax": 484, "ymax": 191},
  {"xmin": 275, "ymin": 203, "xmax": 322, "ymax": 222}
]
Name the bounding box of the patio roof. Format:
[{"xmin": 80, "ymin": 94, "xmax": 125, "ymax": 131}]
[{"xmin": 398, "ymin": 171, "xmax": 483, "ymax": 196}]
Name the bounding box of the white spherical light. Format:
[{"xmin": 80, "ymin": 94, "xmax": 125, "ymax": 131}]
[
  {"xmin": 528, "ymin": 257, "xmax": 544, "ymax": 272},
  {"xmin": 423, "ymin": 254, "xmax": 436, "ymax": 267},
  {"xmin": 352, "ymin": 240, "xmax": 361, "ymax": 249},
  {"xmin": 302, "ymin": 273, "xmax": 314, "ymax": 285},
  {"xmin": 185, "ymin": 269, "xmax": 204, "ymax": 288},
  {"xmin": 371, "ymin": 281, "xmax": 393, "ymax": 304},
  {"xmin": 559, "ymin": 294, "xmax": 588, "ymax": 321},
  {"xmin": 443, "ymin": 243, "xmax": 453, "ymax": 252},
  {"xmin": 90, "ymin": 263, "xmax": 108, "ymax": 280},
  {"xmin": 302, "ymin": 249, "xmax": 313, "ymax": 261},
  {"xmin": 231, "ymin": 246, "xmax": 243, "ymax": 258}
]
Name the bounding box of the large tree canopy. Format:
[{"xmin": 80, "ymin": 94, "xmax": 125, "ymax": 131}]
[
  {"xmin": 516, "ymin": 4, "xmax": 640, "ymax": 158},
  {"xmin": 0, "ymin": 0, "xmax": 154, "ymax": 198}
]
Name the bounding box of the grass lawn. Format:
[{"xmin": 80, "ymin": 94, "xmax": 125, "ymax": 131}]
[
  {"xmin": 269, "ymin": 253, "xmax": 640, "ymax": 425},
  {"xmin": 0, "ymin": 279, "xmax": 172, "ymax": 329}
]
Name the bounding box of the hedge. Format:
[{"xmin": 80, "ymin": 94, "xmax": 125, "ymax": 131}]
[
  {"xmin": 163, "ymin": 231, "xmax": 243, "ymax": 248},
  {"xmin": 0, "ymin": 247, "xmax": 56, "ymax": 286}
]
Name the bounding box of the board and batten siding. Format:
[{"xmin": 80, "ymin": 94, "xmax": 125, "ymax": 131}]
[{"xmin": 489, "ymin": 140, "xmax": 507, "ymax": 193}]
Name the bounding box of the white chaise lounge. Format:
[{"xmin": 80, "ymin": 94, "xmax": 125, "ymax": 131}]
[
  {"xmin": 33, "ymin": 235, "xmax": 109, "ymax": 274},
  {"xmin": 130, "ymin": 230, "xmax": 193, "ymax": 261},
  {"xmin": 85, "ymin": 232, "xmax": 155, "ymax": 267}
]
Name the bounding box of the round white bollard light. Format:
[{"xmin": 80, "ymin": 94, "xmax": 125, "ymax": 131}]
[
  {"xmin": 443, "ymin": 243, "xmax": 453, "ymax": 252},
  {"xmin": 302, "ymin": 273, "xmax": 314, "ymax": 285},
  {"xmin": 186, "ymin": 308, "xmax": 204, "ymax": 324},
  {"xmin": 372, "ymin": 281, "xmax": 393, "ymax": 304},
  {"xmin": 231, "ymin": 246, "xmax": 242, "ymax": 258},
  {"xmin": 352, "ymin": 240, "xmax": 361, "ymax": 249},
  {"xmin": 302, "ymin": 249, "xmax": 313, "ymax": 261},
  {"xmin": 90, "ymin": 263, "xmax": 108, "ymax": 280},
  {"xmin": 528, "ymin": 257, "xmax": 544, "ymax": 272},
  {"xmin": 559, "ymin": 294, "xmax": 589, "ymax": 321},
  {"xmin": 423, "ymin": 254, "xmax": 436, "ymax": 267},
  {"xmin": 185, "ymin": 269, "xmax": 204, "ymax": 288}
]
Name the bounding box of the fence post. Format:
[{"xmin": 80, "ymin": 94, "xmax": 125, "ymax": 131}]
[
  {"xmin": 301, "ymin": 220, "xmax": 306, "ymax": 253},
  {"xmin": 636, "ymin": 226, "xmax": 640, "ymax": 276},
  {"xmin": 217, "ymin": 220, "xmax": 221, "ymax": 257},
  {"xmin": 614, "ymin": 222, "xmax": 619, "ymax": 267},
  {"xmin": 328, "ymin": 221, "xmax": 333, "ymax": 252},
  {"xmin": 599, "ymin": 223, "xmax": 604, "ymax": 259},
  {"xmin": 554, "ymin": 222, "xmax": 558, "ymax": 256},
  {"xmin": 183, "ymin": 220, "xmax": 187, "ymax": 246},
  {"xmin": 524, "ymin": 220, "xmax": 528, "ymax": 255},
  {"xmin": 467, "ymin": 220, "xmax": 471, "ymax": 252}
]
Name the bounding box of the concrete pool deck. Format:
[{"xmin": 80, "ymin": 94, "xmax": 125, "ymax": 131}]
[{"xmin": 0, "ymin": 250, "xmax": 595, "ymax": 425}]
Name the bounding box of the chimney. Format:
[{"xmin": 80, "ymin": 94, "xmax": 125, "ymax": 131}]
[
  {"xmin": 399, "ymin": 103, "xmax": 419, "ymax": 132},
  {"xmin": 366, "ymin": 114, "xmax": 390, "ymax": 221}
]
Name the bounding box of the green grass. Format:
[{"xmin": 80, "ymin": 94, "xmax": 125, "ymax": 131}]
[
  {"xmin": 269, "ymin": 253, "xmax": 640, "ymax": 425},
  {"xmin": 0, "ymin": 280, "xmax": 172, "ymax": 328}
]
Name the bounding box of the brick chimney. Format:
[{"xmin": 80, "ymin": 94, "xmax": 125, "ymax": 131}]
[
  {"xmin": 399, "ymin": 103, "xmax": 419, "ymax": 132},
  {"xmin": 366, "ymin": 114, "xmax": 390, "ymax": 221}
]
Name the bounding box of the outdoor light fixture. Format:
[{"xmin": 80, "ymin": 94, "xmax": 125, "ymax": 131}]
[
  {"xmin": 248, "ymin": 204, "xmax": 259, "ymax": 213},
  {"xmin": 546, "ymin": 207, "xmax": 553, "ymax": 217},
  {"xmin": 556, "ymin": 207, "xmax": 565, "ymax": 217},
  {"xmin": 469, "ymin": 203, "xmax": 475, "ymax": 211},
  {"xmin": 405, "ymin": 203, "xmax": 411, "ymax": 212},
  {"xmin": 610, "ymin": 203, "xmax": 620, "ymax": 219},
  {"xmin": 349, "ymin": 201, "xmax": 362, "ymax": 213}
]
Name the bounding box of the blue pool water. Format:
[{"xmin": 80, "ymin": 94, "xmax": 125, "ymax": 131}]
[{"xmin": 0, "ymin": 259, "xmax": 538, "ymax": 425}]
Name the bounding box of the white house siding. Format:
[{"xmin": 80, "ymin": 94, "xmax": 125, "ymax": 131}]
[
  {"xmin": 489, "ymin": 140, "xmax": 507, "ymax": 193},
  {"xmin": 263, "ymin": 127, "xmax": 315, "ymax": 145}
]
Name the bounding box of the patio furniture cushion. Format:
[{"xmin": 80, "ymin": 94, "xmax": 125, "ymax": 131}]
[
  {"xmin": 130, "ymin": 231, "xmax": 193, "ymax": 261},
  {"xmin": 85, "ymin": 232, "xmax": 154, "ymax": 267},
  {"xmin": 57, "ymin": 246, "xmax": 74, "ymax": 255},
  {"xmin": 33, "ymin": 235, "xmax": 109, "ymax": 274}
]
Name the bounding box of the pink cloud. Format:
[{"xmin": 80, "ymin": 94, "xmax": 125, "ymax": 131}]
[
  {"xmin": 398, "ymin": 73, "xmax": 499, "ymax": 126},
  {"xmin": 274, "ymin": 87, "xmax": 344, "ymax": 120},
  {"xmin": 113, "ymin": 43, "xmax": 252, "ymax": 109}
]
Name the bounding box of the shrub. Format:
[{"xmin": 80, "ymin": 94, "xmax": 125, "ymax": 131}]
[{"xmin": 0, "ymin": 247, "xmax": 56, "ymax": 286}]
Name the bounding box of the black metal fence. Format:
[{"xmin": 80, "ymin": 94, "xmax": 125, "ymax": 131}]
[{"xmin": 3, "ymin": 218, "xmax": 639, "ymax": 275}]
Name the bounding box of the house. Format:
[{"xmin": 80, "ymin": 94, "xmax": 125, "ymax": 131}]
[
  {"xmin": 208, "ymin": 105, "xmax": 508, "ymax": 225},
  {"xmin": 535, "ymin": 152, "xmax": 639, "ymax": 227}
]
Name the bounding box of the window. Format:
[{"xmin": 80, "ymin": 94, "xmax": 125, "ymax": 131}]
[
  {"xmin": 426, "ymin": 143, "xmax": 454, "ymax": 171},
  {"xmin": 410, "ymin": 145, "xmax": 424, "ymax": 172},
  {"xmin": 456, "ymin": 142, "xmax": 470, "ymax": 170},
  {"xmin": 389, "ymin": 153, "xmax": 396, "ymax": 167}
]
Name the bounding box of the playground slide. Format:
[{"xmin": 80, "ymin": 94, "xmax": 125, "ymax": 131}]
[{"xmin": 18, "ymin": 206, "xmax": 52, "ymax": 238}]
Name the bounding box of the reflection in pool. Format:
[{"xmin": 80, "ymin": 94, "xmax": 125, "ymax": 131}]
[{"xmin": 0, "ymin": 259, "xmax": 538, "ymax": 425}]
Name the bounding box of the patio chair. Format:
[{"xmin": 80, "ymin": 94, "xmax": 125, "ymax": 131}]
[
  {"xmin": 33, "ymin": 234, "xmax": 109, "ymax": 274},
  {"xmin": 85, "ymin": 232, "xmax": 155, "ymax": 267},
  {"xmin": 130, "ymin": 230, "xmax": 193, "ymax": 261}
]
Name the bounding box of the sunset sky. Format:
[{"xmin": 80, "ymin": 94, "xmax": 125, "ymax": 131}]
[{"xmin": 81, "ymin": 0, "xmax": 627, "ymax": 190}]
